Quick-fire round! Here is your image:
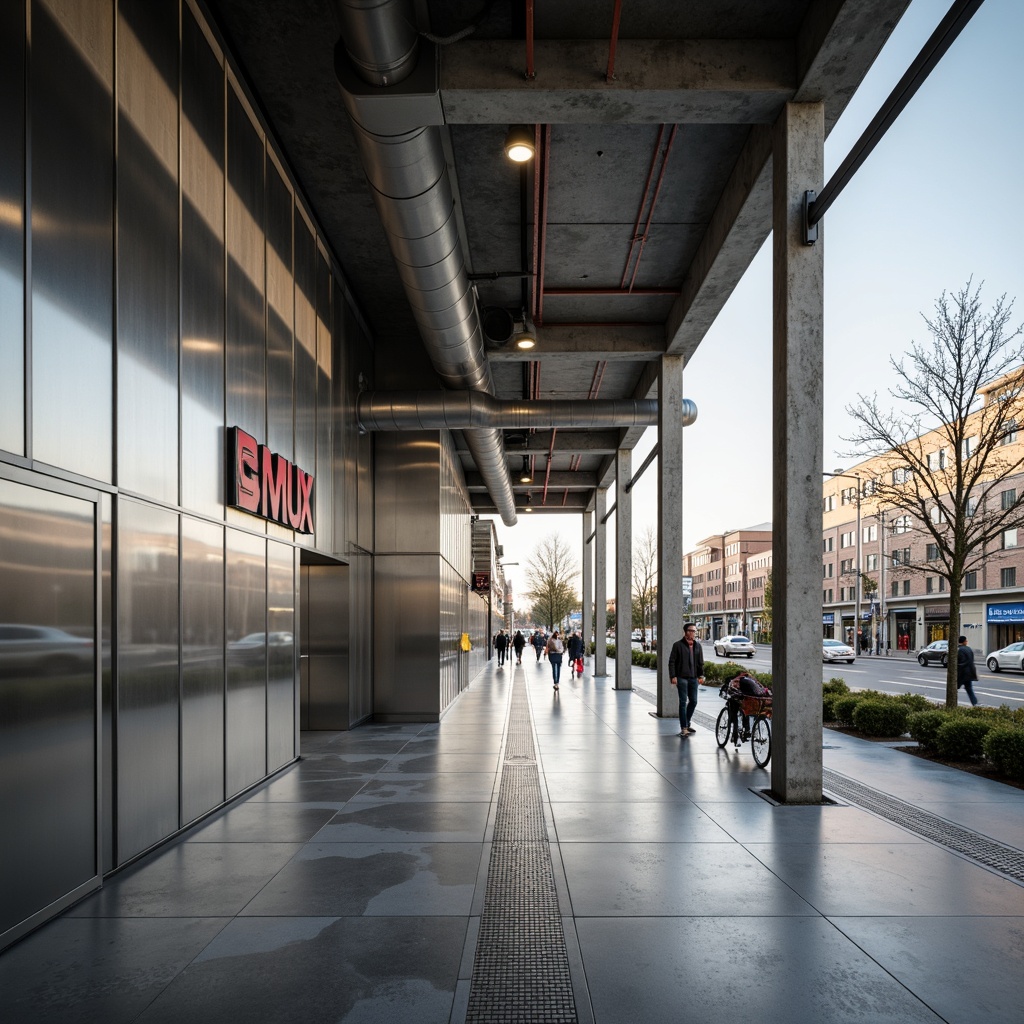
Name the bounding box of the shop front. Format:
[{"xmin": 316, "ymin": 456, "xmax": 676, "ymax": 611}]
[
  {"xmin": 891, "ymin": 608, "xmax": 917, "ymax": 651},
  {"xmin": 987, "ymin": 601, "xmax": 1024, "ymax": 650},
  {"xmin": 822, "ymin": 611, "xmax": 835, "ymax": 639},
  {"xmin": 923, "ymin": 602, "xmax": 950, "ymax": 643}
]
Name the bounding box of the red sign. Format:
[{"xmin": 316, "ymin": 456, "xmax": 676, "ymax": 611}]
[
  {"xmin": 229, "ymin": 427, "xmax": 315, "ymax": 534},
  {"xmin": 472, "ymin": 571, "xmax": 491, "ymax": 593}
]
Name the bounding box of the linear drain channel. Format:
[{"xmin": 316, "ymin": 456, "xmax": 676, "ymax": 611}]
[
  {"xmin": 465, "ymin": 677, "xmax": 578, "ymax": 1024},
  {"xmin": 633, "ymin": 684, "xmax": 1024, "ymax": 884}
]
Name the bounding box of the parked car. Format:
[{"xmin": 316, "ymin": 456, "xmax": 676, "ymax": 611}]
[
  {"xmin": 986, "ymin": 641, "xmax": 1024, "ymax": 672},
  {"xmin": 917, "ymin": 640, "xmax": 948, "ymax": 667},
  {"xmin": 713, "ymin": 635, "xmax": 755, "ymax": 658},
  {"xmin": 0, "ymin": 623, "xmax": 94, "ymax": 676},
  {"xmin": 822, "ymin": 638, "xmax": 856, "ymax": 664}
]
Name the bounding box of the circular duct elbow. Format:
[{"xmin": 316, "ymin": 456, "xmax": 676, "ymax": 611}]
[{"xmin": 681, "ymin": 399, "xmax": 698, "ymax": 427}]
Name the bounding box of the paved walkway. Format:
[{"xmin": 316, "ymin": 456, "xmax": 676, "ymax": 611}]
[{"xmin": 2, "ymin": 658, "xmax": 1022, "ymax": 1023}]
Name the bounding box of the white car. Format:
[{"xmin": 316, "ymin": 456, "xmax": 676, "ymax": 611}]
[
  {"xmin": 714, "ymin": 635, "xmax": 755, "ymax": 658},
  {"xmin": 822, "ymin": 638, "xmax": 856, "ymax": 664},
  {"xmin": 986, "ymin": 641, "xmax": 1024, "ymax": 672}
]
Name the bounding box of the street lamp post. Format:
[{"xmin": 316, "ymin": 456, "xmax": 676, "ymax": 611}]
[{"xmin": 824, "ymin": 470, "xmax": 861, "ymax": 652}]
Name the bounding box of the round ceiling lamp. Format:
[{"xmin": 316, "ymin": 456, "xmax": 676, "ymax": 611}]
[
  {"xmin": 504, "ymin": 124, "xmax": 535, "ymax": 163},
  {"xmin": 519, "ymin": 456, "xmax": 533, "ymax": 484}
]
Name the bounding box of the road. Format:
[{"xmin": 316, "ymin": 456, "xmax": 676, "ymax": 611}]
[{"xmin": 703, "ymin": 643, "xmax": 1024, "ymax": 709}]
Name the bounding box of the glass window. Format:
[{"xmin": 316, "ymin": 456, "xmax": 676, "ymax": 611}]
[
  {"xmin": 964, "ymin": 571, "xmax": 977, "ymax": 590},
  {"xmin": 1002, "ymin": 488, "xmax": 1017, "ymax": 510},
  {"xmin": 926, "ymin": 543, "xmax": 939, "ymax": 560},
  {"xmin": 926, "ymin": 577, "xmax": 934, "ymax": 593},
  {"xmin": 903, "ymin": 580, "xmax": 911, "ymax": 595},
  {"xmin": 1003, "ymin": 567, "xmax": 1017, "ymax": 588},
  {"xmin": 1000, "ymin": 419, "xmax": 1017, "ymax": 445},
  {"xmin": 1003, "ymin": 529, "xmax": 1018, "ymax": 550},
  {"xmin": 891, "ymin": 581, "xmax": 898, "ymax": 597}
]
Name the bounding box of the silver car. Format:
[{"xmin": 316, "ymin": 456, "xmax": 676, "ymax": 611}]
[
  {"xmin": 713, "ymin": 635, "xmax": 755, "ymax": 658},
  {"xmin": 986, "ymin": 641, "xmax": 1024, "ymax": 672},
  {"xmin": 822, "ymin": 638, "xmax": 856, "ymax": 664}
]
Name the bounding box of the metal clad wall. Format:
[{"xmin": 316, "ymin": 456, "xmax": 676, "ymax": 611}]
[
  {"xmin": 30, "ymin": 0, "xmax": 114, "ymax": 481},
  {"xmin": 294, "ymin": 212, "xmax": 317, "ymax": 552},
  {"xmin": 181, "ymin": 515, "xmax": 225, "ymax": 824},
  {"xmin": 315, "ymin": 252, "xmax": 333, "ymax": 554},
  {"xmin": 307, "ymin": 563, "xmax": 350, "ymax": 729},
  {"xmin": 116, "ymin": 0, "xmax": 179, "ymax": 504},
  {"xmin": 226, "ymin": 527, "xmax": 267, "ymax": 795},
  {"xmin": 349, "ymin": 550, "xmax": 373, "ymax": 724},
  {"xmin": 225, "ymin": 84, "xmax": 266, "ymax": 514},
  {"xmin": 265, "ymin": 158, "xmax": 293, "ymax": 467},
  {"xmin": 267, "ymin": 539, "xmax": 296, "ymax": 768},
  {"xmin": 0, "ymin": 1, "xmax": 25, "ymax": 453},
  {"xmin": 0, "ymin": 479, "xmax": 97, "ymax": 942},
  {"xmin": 180, "ymin": 5, "xmax": 225, "ymax": 518},
  {"xmin": 117, "ymin": 499, "xmax": 180, "ymax": 861}
]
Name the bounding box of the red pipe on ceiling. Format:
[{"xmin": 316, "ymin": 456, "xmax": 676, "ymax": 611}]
[
  {"xmin": 620, "ymin": 124, "xmax": 665, "ymax": 290},
  {"xmin": 525, "ymin": 0, "xmax": 536, "ymax": 79},
  {"xmin": 536, "ymin": 125, "xmax": 552, "ymax": 325},
  {"xmin": 606, "ymin": 0, "xmax": 624, "ymax": 82},
  {"xmin": 626, "ymin": 124, "xmax": 678, "ymax": 292}
]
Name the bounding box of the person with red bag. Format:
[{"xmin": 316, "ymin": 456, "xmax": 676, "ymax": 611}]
[{"xmin": 567, "ymin": 630, "xmax": 585, "ymax": 679}]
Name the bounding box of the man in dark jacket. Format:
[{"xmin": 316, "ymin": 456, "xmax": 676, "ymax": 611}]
[
  {"xmin": 956, "ymin": 635, "xmax": 979, "ymax": 706},
  {"xmin": 668, "ymin": 623, "xmax": 704, "ymax": 737}
]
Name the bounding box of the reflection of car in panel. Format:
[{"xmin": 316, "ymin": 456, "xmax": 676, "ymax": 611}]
[
  {"xmin": 917, "ymin": 640, "xmax": 949, "ymax": 667},
  {"xmin": 822, "ymin": 638, "xmax": 856, "ymax": 664},
  {"xmin": 986, "ymin": 641, "xmax": 1024, "ymax": 672},
  {"xmin": 227, "ymin": 631, "xmax": 294, "ymax": 659},
  {"xmin": 0, "ymin": 623, "xmax": 94, "ymax": 675},
  {"xmin": 713, "ymin": 635, "xmax": 755, "ymax": 658}
]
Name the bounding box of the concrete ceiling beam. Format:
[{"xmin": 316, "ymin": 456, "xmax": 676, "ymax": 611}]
[
  {"xmin": 456, "ymin": 430, "xmax": 622, "ymax": 455},
  {"xmin": 440, "ymin": 39, "xmax": 795, "ymax": 124},
  {"xmin": 466, "ymin": 471, "xmax": 598, "ymax": 491},
  {"xmin": 487, "ymin": 325, "xmax": 665, "ymax": 362}
]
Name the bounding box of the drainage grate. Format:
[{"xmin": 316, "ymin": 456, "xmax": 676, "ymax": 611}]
[
  {"xmin": 465, "ymin": 676, "xmax": 578, "ymax": 1023},
  {"xmin": 823, "ymin": 768, "xmax": 1024, "ymax": 885}
]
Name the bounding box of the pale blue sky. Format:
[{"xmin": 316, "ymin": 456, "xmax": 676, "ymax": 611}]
[{"xmin": 492, "ymin": 0, "xmax": 1024, "ymax": 605}]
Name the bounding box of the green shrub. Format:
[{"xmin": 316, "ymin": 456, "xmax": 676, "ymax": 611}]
[
  {"xmin": 606, "ymin": 643, "xmax": 616, "ymax": 659},
  {"xmin": 823, "ymin": 692, "xmax": 841, "ymax": 721},
  {"xmin": 853, "ymin": 700, "xmax": 910, "ymax": 737},
  {"xmin": 908, "ymin": 710, "xmax": 948, "ymax": 751},
  {"xmin": 822, "ymin": 678, "xmax": 850, "ymax": 696},
  {"xmin": 983, "ymin": 727, "xmax": 1024, "ymax": 781},
  {"xmin": 935, "ymin": 717, "xmax": 992, "ymax": 760},
  {"xmin": 896, "ymin": 693, "xmax": 932, "ymax": 714},
  {"xmin": 833, "ymin": 694, "xmax": 863, "ymax": 728}
]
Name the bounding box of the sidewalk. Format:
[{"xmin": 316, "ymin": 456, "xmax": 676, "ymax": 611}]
[{"xmin": 1, "ymin": 657, "xmax": 1021, "ymax": 1023}]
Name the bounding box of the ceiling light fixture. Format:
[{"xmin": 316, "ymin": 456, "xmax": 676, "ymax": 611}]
[
  {"xmin": 504, "ymin": 124, "xmax": 535, "ymax": 163},
  {"xmin": 519, "ymin": 456, "xmax": 533, "ymax": 484},
  {"xmin": 513, "ymin": 316, "xmax": 537, "ymax": 350},
  {"xmin": 524, "ymin": 492, "xmax": 533, "ymax": 513}
]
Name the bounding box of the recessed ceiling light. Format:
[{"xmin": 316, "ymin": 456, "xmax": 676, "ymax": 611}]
[{"xmin": 504, "ymin": 124, "xmax": 535, "ymax": 163}]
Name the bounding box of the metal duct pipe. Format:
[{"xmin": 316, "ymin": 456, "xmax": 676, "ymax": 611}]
[
  {"xmin": 335, "ymin": 0, "xmax": 518, "ymax": 524},
  {"xmin": 358, "ymin": 392, "xmax": 699, "ymax": 432}
]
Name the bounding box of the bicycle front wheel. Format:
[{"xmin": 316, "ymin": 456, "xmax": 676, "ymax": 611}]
[
  {"xmin": 751, "ymin": 716, "xmax": 772, "ymax": 767},
  {"xmin": 715, "ymin": 708, "xmax": 730, "ymax": 747}
]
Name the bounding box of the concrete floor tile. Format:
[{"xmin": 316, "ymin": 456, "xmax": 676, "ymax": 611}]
[
  {"xmin": 134, "ymin": 916, "xmax": 464, "ymax": 1024},
  {"xmin": 348, "ymin": 773, "xmax": 498, "ymax": 804},
  {"xmin": 575, "ymin": 916, "xmax": 944, "ymax": 1023},
  {"xmin": 0, "ymin": 917, "xmax": 229, "ymax": 1024},
  {"xmin": 239, "ymin": 842, "xmax": 481, "ymax": 916},
  {"xmin": 185, "ymin": 803, "xmax": 338, "ymax": 843},
  {"xmin": 560, "ymin": 843, "xmax": 816, "ymax": 917},
  {"xmin": 380, "ymin": 753, "xmax": 501, "ymax": 774},
  {"xmin": 551, "ymin": 802, "xmax": 730, "ymax": 843},
  {"xmin": 543, "ymin": 771, "xmax": 682, "ymax": 803},
  {"xmin": 314, "ymin": 801, "xmax": 490, "ymax": 843},
  {"xmin": 66, "ymin": 843, "xmax": 302, "ymax": 918}
]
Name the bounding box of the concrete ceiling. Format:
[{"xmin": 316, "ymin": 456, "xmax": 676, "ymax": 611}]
[{"xmin": 205, "ymin": 0, "xmax": 911, "ymax": 515}]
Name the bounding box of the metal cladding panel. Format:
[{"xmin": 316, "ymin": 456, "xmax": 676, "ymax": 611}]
[
  {"xmin": 100, "ymin": 492, "xmax": 113, "ymax": 873},
  {"xmin": 374, "ymin": 431, "xmax": 441, "ymax": 553},
  {"xmin": 30, "ymin": 0, "xmax": 114, "ymax": 481},
  {"xmin": 181, "ymin": 516, "xmax": 225, "ymax": 825},
  {"xmin": 355, "ymin": 327, "xmax": 376, "ymax": 553},
  {"xmin": 295, "ymin": 214, "xmax": 317, "ymax": 499},
  {"xmin": 266, "ymin": 160, "xmax": 294, "ymax": 463},
  {"xmin": 116, "ymin": 498, "xmax": 180, "ymax": 862},
  {"xmin": 116, "ymin": 0, "xmax": 180, "ymax": 504},
  {"xmin": 225, "ymin": 527, "xmax": 267, "ymax": 795},
  {"xmin": 225, "ymin": 86, "xmax": 266, "ymax": 481},
  {"xmin": 315, "ymin": 253, "xmax": 334, "ymax": 554},
  {"xmin": 181, "ymin": 6, "xmax": 226, "ymax": 519},
  {"xmin": 374, "ymin": 554, "xmax": 440, "ymax": 719},
  {"xmin": 267, "ymin": 539, "xmax": 296, "ymax": 768},
  {"xmin": 0, "ymin": 479, "xmax": 97, "ymax": 941},
  {"xmin": 306, "ymin": 562, "xmax": 350, "ymax": 730},
  {"xmin": 348, "ymin": 550, "xmax": 373, "ymax": 723},
  {"xmin": 0, "ymin": 1, "xmax": 25, "ymax": 454}
]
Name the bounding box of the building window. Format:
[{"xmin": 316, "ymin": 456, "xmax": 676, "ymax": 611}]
[
  {"xmin": 823, "ymin": 536, "xmax": 834, "ymax": 552},
  {"xmin": 1002, "ymin": 567, "xmax": 1016, "ymax": 588},
  {"xmin": 892, "ymin": 466, "xmax": 912, "ymax": 484},
  {"xmin": 841, "ymin": 487, "xmax": 856, "ymax": 506},
  {"xmin": 841, "ymin": 532, "xmax": 854, "ymax": 548},
  {"xmin": 862, "ymin": 524, "xmax": 878, "ymax": 543},
  {"xmin": 1003, "ymin": 529, "xmax": 1018, "ymax": 550},
  {"xmin": 823, "ymin": 495, "xmax": 836, "ymax": 512},
  {"xmin": 865, "ymin": 553, "xmax": 878, "ymax": 571},
  {"xmin": 961, "ymin": 435, "xmax": 978, "ymax": 458},
  {"xmin": 822, "ymin": 563, "xmax": 834, "ymax": 578},
  {"xmin": 903, "ymin": 580, "xmax": 911, "ymax": 595},
  {"xmin": 1000, "ymin": 419, "xmax": 1017, "ymax": 445},
  {"xmin": 939, "ymin": 576, "xmax": 946, "ymax": 592},
  {"xmin": 926, "ymin": 543, "xmax": 939, "ymax": 560},
  {"xmin": 926, "ymin": 577, "xmax": 934, "ymax": 594},
  {"xmin": 892, "ymin": 515, "xmax": 911, "ymax": 534},
  {"xmin": 891, "ymin": 581, "xmax": 898, "ymax": 597},
  {"xmin": 927, "ymin": 448, "xmax": 947, "ymax": 471},
  {"xmin": 862, "ymin": 478, "xmax": 877, "ymax": 497},
  {"xmin": 1002, "ymin": 488, "xmax": 1017, "ymax": 510},
  {"xmin": 965, "ymin": 497, "xmax": 977, "ymax": 517},
  {"xmin": 964, "ymin": 571, "xmax": 977, "ymax": 590},
  {"xmin": 891, "ymin": 547, "xmax": 911, "ymax": 567},
  {"xmin": 840, "ymin": 558, "xmax": 854, "ymax": 574},
  {"xmin": 929, "ymin": 505, "xmax": 947, "ymax": 525}
]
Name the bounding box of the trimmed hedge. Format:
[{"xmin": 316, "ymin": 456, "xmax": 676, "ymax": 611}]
[
  {"xmin": 908, "ymin": 711, "xmax": 947, "ymax": 752},
  {"xmin": 983, "ymin": 728, "xmax": 1024, "ymax": 781},
  {"xmin": 935, "ymin": 717, "xmax": 992, "ymax": 761},
  {"xmin": 852, "ymin": 699, "xmax": 910, "ymax": 738},
  {"xmin": 833, "ymin": 694, "xmax": 863, "ymax": 728},
  {"xmin": 823, "ymin": 678, "xmax": 850, "ymax": 696}
]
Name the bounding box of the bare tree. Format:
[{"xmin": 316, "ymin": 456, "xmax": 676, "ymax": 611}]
[
  {"xmin": 524, "ymin": 533, "xmax": 580, "ymax": 631},
  {"xmin": 843, "ymin": 281, "xmax": 1024, "ymax": 706},
  {"xmin": 632, "ymin": 526, "xmax": 657, "ymax": 645}
]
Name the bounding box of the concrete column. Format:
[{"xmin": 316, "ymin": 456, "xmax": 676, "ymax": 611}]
[
  {"xmin": 615, "ymin": 448, "xmax": 632, "ymax": 689},
  {"xmin": 657, "ymin": 355, "xmax": 683, "ymax": 719},
  {"xmin": 582, "ymin": 510, "xmax": 594, "ymax": 663},
  {"xmin": 772, "ymin": 102, "xmax": 824, "ymax": 803},
  {"xmin": 594, "ymin": 487, "xmax": 608, "ymax": 677}
]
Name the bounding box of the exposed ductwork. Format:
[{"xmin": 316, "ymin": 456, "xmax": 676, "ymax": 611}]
[
  {"xmin": 333, "ymin": 0, "xmax": 519, "ymax": 523},
  {"xmin": 358, "ymin": 391, "xmax": 699, "ymax": 433}
]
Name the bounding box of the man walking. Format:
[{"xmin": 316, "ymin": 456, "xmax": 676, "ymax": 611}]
[
  {"xmin": 956, "ymin": 635, "xmax": 979, "ymax": 706},
  {"xmin": 494, "ymin": 630, "xmax": 508, "ymax": 667},
  {"xmin": 669, "ymin": 623, "xmax": 704, "ymax": 737}
]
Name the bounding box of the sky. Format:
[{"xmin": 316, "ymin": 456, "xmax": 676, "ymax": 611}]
[{"xmin": 487, "ymin": 0, "xmax": 1024, "ymax": 611}]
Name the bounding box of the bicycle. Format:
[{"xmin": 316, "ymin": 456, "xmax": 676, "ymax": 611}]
[{"xmin": 715, "ymin": 683, "xmax": 772, "ymax": 767}]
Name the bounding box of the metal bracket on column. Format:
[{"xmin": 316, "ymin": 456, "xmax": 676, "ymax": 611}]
[{"xmin": 803, "ymin": 190, "xmax": 818, "ymax": 245}]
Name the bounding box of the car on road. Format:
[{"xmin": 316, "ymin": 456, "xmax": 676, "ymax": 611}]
[
  {"xmin": 822, "ymin": 638, "xmax": 856, "ymax": 664},
  {"xmin": 713, "ymin": 635, "xmax": 755, "ymax": 658},
  {"xmin": 986, "ymin": 641, "xmax": 1024, "ymax": 672},
  {"xmin": 917, "ymin": 640, "xmax": 949, "ymax": 667}
]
